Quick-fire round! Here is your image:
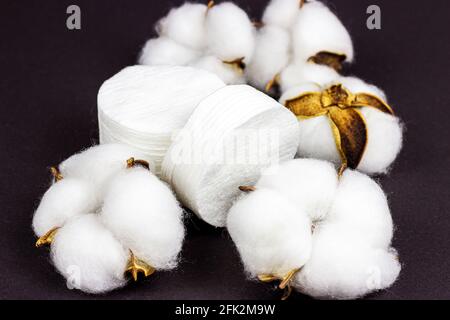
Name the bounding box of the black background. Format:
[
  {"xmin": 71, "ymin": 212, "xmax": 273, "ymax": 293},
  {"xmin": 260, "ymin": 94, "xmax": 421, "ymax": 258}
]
[{"xmin": 1, "ymin": 0, "xmax": 449, "ymax": 300}]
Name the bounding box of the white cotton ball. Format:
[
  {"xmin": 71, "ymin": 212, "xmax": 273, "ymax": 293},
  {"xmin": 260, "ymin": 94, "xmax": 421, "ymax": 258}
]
[
  {"xmin": 32, "ymin": 178, "xmax": 97, "ymax": 237},
  {"xmin": 156, "ymin": 3, "xmax": 208, "ymax": 50},
  {"xmin": 190, "ymin": 55, "xmax": 246, "ymax": 85},
  {"xmin": 279, "ymin": 62, "xmax": 340, "ymax": 93},
  {"xmin": 50, "ymin": 214, "xmax": 129, "ymax": 294},
  {"xmin": 227, "ymin": 188, "xmax": 312, "ymax": 277},
  {"xmin": 245, "ymin": 25, "xmax": 291, "ymax": 91},
  {"xmin": 138, "ymin": 37, "xmax": 201, "ymax": 66},
  {"xmin": 205, "ymin": 2, "xmax": 256, "ymax": 64},
  {"xmin": 339, "ymin": 76, "xmax": 387, "ymax": 101},
  {"xmin": 257, "ymin": 159, "xmax": 338, "ymax": 222},
  {"xmin": 98, "ymin": 66, "xmax": 226, "ymax": 175},
  {"xmin": 294, "ymin": 225, "xmax": 401, "ymax": 300},
  {"xmin": 101, "ymin": 168, "xmax": 184, "ymax": 270},
  {"xmin": 262, "ymin": 0, "xmax": 301, "ymax": 30},
  {"xmin": 162, "ymin": 85, "xmax": 300, "ymax": 227},
  {"xmin": 292, "ymin": 1, "xmax": 354, "ymax": 63}
]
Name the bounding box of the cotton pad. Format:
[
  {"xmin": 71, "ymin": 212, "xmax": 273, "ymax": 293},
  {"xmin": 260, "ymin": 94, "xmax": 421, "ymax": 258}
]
[
  {"xmin": 98, "ymin": 65, "xmax": 226, "ymax": 175},
  {"xmin": 50, "ymin": 214, "xmax": 129, "ymax": 294},
  {"xmin": 101, "ymin": 167, "xmax": 184, "ymax": 270},
  {"xmin": 162, "ymin": 85, "xmax": 300, "ymax": 227}
]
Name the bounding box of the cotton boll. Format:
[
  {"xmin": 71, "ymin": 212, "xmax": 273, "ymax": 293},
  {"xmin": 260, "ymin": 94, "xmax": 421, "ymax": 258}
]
[
  {"xmin": 292, "ymin": 1, "xmax": 354, "ymax": 63},
  {"xmin": 279, "ymin": 62, "xmax": 339, "ymax": 93},
  {"xmin": 138, "ymin": 37, "xmax": 201, "ymax": 66},
  {"xmin": 294, "ymin": 225, "xmax": 401, "ymax": 299},
  {"xmin": 191, "ymin": 55, "xmax": 246, "ymax": 85},
  {"xmin": 227, "ymin": 188, "xmax": 312, "ymax": 277},
  {"xmin": 32, "ymin": 178, "xmax": 97, "ymax": 237},
  {"xmin": 101, "ymin": 168, "xmax": 184, "ymax": 270},
  {"xmin": 156, "ymin": 3, "xmax": 208, "ymax": 50},
  {"xmin": 50, "ymin": 214, "xmax": 129, "ymax": 294},
  {"xmin": 205, "ymin": 2, "xmax": 256, "ymax": 64},
  {"xmin": 245, "ymin": 26, "xmax": 291, "ymax": 91},
  {"xmin": 339, "ymin": 76, "xmax": 387, "ymax": 101},
  {"xmin": 262, "ymin": 0, "xmax": 301, "ymax": 30},
  {"xmin": 257, "ymin": 159, "xmax": 338, "ymax": 222}
]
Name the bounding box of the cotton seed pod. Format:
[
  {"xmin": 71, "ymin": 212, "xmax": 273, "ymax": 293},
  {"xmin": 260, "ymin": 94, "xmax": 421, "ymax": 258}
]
[
  {"xmin": 162, "ymin": 85, "xmax": 300, "ymax": 227},
  {"xmin": 50, "ymin": 214, "xmax": 129, "ymax": 294},
  {"xmin": 139, "ymin": 37, "xmax": 201, "ymax": 66},
  {"xmin": 292, "ymin": 1, "xmax": 354, "ymax": 70},
  {"xmin": 101, "ymin": 167, "xmax": 185, "ymax": 271},
  {"xmin": 98, "ymin": 66, "xmax": 226, "ymax": 175},
  {"xmin": 262, "ymin": 0, "xmax": 302, "ymax": 30},
  {"xmin": 280, "ymin": 77, "xmax": 403, "ymax": 175}
]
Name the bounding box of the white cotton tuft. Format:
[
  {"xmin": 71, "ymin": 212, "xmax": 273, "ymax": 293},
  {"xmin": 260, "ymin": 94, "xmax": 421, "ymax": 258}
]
[
  {"xmin": 190, "ymin": 55, "xmax": 246, "ymax": 85},
  {"xmin": 98, "ymin": 65, "xmax": 226, "ymax": 175},
  {"xmin": 156, "ymin": 3, "xmax": 208, "ymax": 50},
  {"xmin": 245, "ymin": 25, "xmax": 291, "ymax": 91},
  {"xmin": 262, "ymin": 0, "xmax": 301, "ymax": 30},
  {"xmin": 205, "ymin": 2, "xmax": 256, "ymax": 64},
  {"xmin": 162, "ymin": 85, "xmax": 300, "ymax": 227},
  {"xmin": 101, "ymin": 168, "xmax": 184, "ymax": 270},
  {"xmin": 32, "ymin": 178, "xmax": 97, "ymax": 237},
  {"xmin": 138, "ymin": 37, "xmax": 200, "ymax": 66},
  {"xmin": 292, "ymin": 1, "xmax": 354, "ymax": 63},
  {"xmin": 227, "ymin": 188, "xmax": 312, "ymax": 277},
  {"xmin": 50, "ymin": 214, "xmax": 129, "ymax": 294}
]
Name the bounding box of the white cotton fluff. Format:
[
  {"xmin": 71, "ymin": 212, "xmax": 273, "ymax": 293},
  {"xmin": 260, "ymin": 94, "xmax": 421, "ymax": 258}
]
[
  {"xmin": 101, "ymin": 168, "xmax": 184, "ymax": 270},
  {"xmin": 156, "ymin": 3, "xmax": 208, "ymax": 50},
  {"xmin": 162, "ymin": 85, "xmax": 300, "ymax": 227},
  {"xmin": 50, "ymin": 214, "xmax": 129, "ymax": 294},
  {"xmin": 32, "ymin": 178, "xmax": 97, "ymax": 237},
  {"xmin": 279, "ymin": 77, "xmax": 403, "ymax": 175},
  {"xmin": 227, "ymin": 188, "xmax": 312, "ymax": 278},
  {"xmin": 191, "ymin": 55, "xmax": 246, "ymax": 85},
  {"xmin": 245, "ymin": 25, "xmax": 291, "ymax": 91},
  {"xmin": 205, "ymin": 2, "xmax": 256, "ymax": 64},
  {"xmin": 98, "ymin": 65, "xmax": 226, "ymax": 175},
  {"xmin": 138, "ymin": 37, "xmax": 201, "ymax": 66},
  {"xmin": 262, "ymin": 0, "xmax": 301, "ymax": 30},
  {"xmin": 292, "ymin": 1, "xmax": 354, "ymax": 63}
]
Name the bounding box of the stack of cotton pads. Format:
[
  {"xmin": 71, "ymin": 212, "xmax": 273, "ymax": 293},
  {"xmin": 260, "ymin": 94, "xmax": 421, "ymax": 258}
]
[
  {"xmin": 162, "ymin": 85, "xmax": 300, "ymax": 227},
  {"xmin": 33, "ymin": 144, "xmax": 184, "ymax": 294},
  {"xmin": 98, "ymin": 65, "xmax": 225, "ymax": 175},
  {"xmin": 228, "ymin": 159, "xmax": 401, "ymax": 299},
  {"xmin": 139, "ymin": 2, "xmax": 256, "ymax": 84}
]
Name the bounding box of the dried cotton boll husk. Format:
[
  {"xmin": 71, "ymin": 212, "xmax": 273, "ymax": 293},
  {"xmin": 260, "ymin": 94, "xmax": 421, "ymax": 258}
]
[
  {"xmin": 156, "ymin": 3, "xmax": 208, "ymax": 50},
  {"xmin": 50, "ymin": 214, "xmax": 129, "ymax": 294},
  {"xmin": 205, "ymin": 2, "xmax": 256, "ymax": 64},
  {"xmin": 191, "ymin": 55, "xmax": 246, "ymax": 85},
  {"xmin": 227, "ymin": 188, "xmax": 312, "ymax": 278},
  {"xmin": 98, "ymin": 66, "xmax": 226, "ymax": 175},
  {"xmin": 138, "ymin": 37, "xmax": 201, "ymax": 66},
  {"xmin": 262, "ymin": 0, "xmax": 301, "ymax": 30},
  {"xmin": 245, "ymin": 25, "xmax": 291, "ymax": 91},
  {"xmin": 101, "ymin": 167, "xmax": 184, "ymax": 270},
  {"xmin": 292, "ymin": 1, "xmax": 354, "ymax": 69},
  {"xmin": 162, "ymin": 85, "xmax": 300, "ymax": 227}
]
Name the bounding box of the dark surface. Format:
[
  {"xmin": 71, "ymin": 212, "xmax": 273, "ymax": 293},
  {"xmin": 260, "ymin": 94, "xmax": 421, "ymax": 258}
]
[{"xmin": 1, "ymin": 0, "xmax": 449, "ymax": 300}]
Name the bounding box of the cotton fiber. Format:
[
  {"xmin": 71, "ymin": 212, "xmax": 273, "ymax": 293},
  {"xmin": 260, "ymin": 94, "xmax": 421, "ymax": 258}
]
[
  {"xmin": 162, "ymin": 85, "xmax": 300, "ymax": 227},
  {"xmin": 98, "ymin": 65, "xmax": 226, "ymax": 175},
  {"xmin": 138, "ymin": 37, "xmax": 201, "ymax": 66},
  {"xmin": 262, "ymin": 0, "xmax": 302, "ymax": 30},
  {"xmin": 192, "ymin": 55, "xmax": 246, "ymax": 85}
]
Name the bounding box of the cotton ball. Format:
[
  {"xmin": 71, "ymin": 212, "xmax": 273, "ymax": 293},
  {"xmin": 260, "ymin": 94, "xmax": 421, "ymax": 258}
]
[
  {"xmin": 294, "ymin": 225, "xmax": 401, "ymax": 299},
  {"xmin": 50, "ymin": 214, "xmax": 129, "ymax": 294},
  {"xmin": 156, "ymin": 3, "xmax": 208, "ymax": 50},
  {"xmin": 292, "ymin": 1, "xmax": 354, "ymax": 64},
  {"xmin": 257, "ymin": 159, "xmax": 338, "ymax": 222},
  {"xmin": 32, "ymin": 178, "xmax": 97, "ymax": 237},
  {"xmin": 245, "ymin": 25, "xmax": 291, "ymax": 91},
  {"xmin": 279, "ymin": 62, "xmax": 339, "ymax": 93},
  {"xmin": 162, "ymin": 85, "xmax": 300, "ymax": 227},
  {"xmin": 262, "ymin": 0, "xmax": 301, "ymax": 30},
  {"xmin": 138, "ymin": 37, "xmax": 200, "ymax": 66},
  {"xmin": 228, "ymin": 188, "xmax": 312, "ymax": 278},
  {"xmin": 191, "ymin": 55, "xmax": 246, "ymax": 85},
  {"xmin": 205, "ymin": 2, "xmax": 256, "ymax": 64},
  {"xmin": 101, "ymin": 168, "xmax": 184, "ymax": 270}
]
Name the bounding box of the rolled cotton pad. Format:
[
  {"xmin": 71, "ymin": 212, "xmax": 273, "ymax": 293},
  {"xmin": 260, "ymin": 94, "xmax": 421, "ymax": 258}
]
[
  {"xmin": 98, "ymin": 65, "xmax": 226, "ymax": 175},
  {"xmin": 101, "ymin": 168, "xmax": 184, "ymax": 270},
  {"xmin": 162, "ymin": 85, "xmax": 300, "ymax": 227},
  {"xmin": 50, "ymin": 214, "xmax": 129, "ymax": 294}
]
